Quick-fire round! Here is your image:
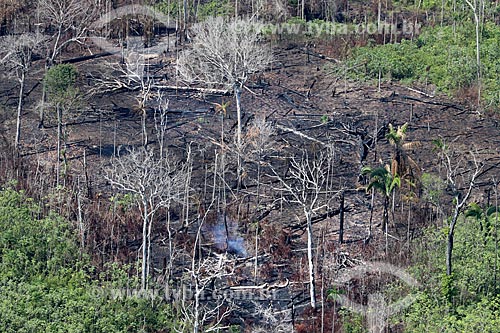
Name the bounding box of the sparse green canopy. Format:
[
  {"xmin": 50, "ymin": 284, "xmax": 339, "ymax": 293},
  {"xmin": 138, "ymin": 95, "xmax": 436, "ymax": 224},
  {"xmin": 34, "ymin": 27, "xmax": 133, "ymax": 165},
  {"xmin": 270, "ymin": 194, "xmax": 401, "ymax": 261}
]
[{"xmin": 44, "ymin": 64, "xmax": 78, "ymax": 100}]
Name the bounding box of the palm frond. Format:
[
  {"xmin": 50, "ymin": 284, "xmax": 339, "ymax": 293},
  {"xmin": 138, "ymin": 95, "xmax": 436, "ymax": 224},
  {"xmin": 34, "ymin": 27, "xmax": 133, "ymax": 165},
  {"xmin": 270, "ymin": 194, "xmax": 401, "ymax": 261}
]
[
  {"xmin": 402, "ymin": 141, "xmax": 421, "ymax": 150},
  {"xmin": 465, "ymin": 202, "xmax": 483, "ymax": 220},
  {"xmin": 367, "ymin": 181, "xmax": 386, "ymax": 194}
]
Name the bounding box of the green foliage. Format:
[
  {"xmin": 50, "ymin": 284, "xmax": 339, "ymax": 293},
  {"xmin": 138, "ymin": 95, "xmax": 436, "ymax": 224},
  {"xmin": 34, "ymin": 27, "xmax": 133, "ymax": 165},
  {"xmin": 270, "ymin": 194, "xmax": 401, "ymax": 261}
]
[
  {"xmin": 338, "ymin": 308, "xmax": 366, "ymax": 333},
  {"xmin": 349, "ymin": 40, "xmax": 419, "ymax": 81},
  {"xmin": 344, "ymin": 23, "xmax": 500, "ymax": 107},
  {"xmin": 0, "ymin": 186, "xmax": 180, "ymax": 332},
  {"xmin": 362, "ymin": 165, "xmax": 401, "ymax": 198},
  {"xmin": 286, "ymin": 16, "xmax": 306, "ymax": 25},
  {"xmin": 157, "ymin": 0, "xmax": 233, "ymax": 19},
  {"xmin": 228, "ymin": 325, "xmax": 241, "ymax": 333},
  {"xmin": 197, "ymin": 0, "xmax": 233, "ymax": 19},
  {"xmin": 110, "ymin": 193, "xmax": 136, "ymax": 211},
  {"xmin": 327, "ymin": 287, "xmax": 345, "ymax": 301},
  {"xmin": 156, "ymin": 0, "xmax": 180, "ymax": 17},
  {"xmin": 401, "ymin": 206, "xmax": 500, "ymax": 332},
  {"xmin": 440, "ymin": 273, "xmax": 457, "ymax": 303},
  {"xmin": 44, "ymin": 64, "xmax": 78, "ymax": 101},
  {"xmin": 386, "ymin": 123, "xmax": 408, "ymax": 146},
  {"xmin": 0, "ymin": 187, "xmax": 80, "ymax": 281}
]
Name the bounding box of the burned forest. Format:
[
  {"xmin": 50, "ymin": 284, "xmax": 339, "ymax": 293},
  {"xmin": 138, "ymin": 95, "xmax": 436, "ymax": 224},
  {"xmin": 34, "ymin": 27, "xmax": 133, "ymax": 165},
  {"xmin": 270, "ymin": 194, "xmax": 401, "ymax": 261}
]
[{"xmin": 0, "ymin": 1, "xmax": 499, "ymax": 332}]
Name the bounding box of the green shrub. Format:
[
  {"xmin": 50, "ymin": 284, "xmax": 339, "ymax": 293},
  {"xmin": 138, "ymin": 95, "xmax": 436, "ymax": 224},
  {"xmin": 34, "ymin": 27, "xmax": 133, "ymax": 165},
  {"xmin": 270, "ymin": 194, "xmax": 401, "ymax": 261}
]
[
  {"xmin": 0, "ymin": 186, "xmax": 180, "ymax": 332},
  {"xmin": 401, "ymin": 205, "xmax": 500, "ymax": 332},
  {"xmin": 157, "ymin": 0, "xmax": 233, "ymax": 19},
  {"xmin": 343, "ymin": 23, "xmax": 500, "ymax": 107},
  {"xmin": 44, "ymin": 64, "xmax": 78, "ymax": 100}
]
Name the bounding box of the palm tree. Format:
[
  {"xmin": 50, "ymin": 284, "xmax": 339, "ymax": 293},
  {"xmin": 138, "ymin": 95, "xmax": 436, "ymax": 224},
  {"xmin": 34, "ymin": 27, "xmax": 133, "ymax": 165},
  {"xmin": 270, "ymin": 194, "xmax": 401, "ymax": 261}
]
[
  {"xmin": 386, "ymin": 122, "xmax": 421, "ymax": 182},
  {"xmin": 362, "ymin": 165, "xmax": 401, "ymax": 231}
]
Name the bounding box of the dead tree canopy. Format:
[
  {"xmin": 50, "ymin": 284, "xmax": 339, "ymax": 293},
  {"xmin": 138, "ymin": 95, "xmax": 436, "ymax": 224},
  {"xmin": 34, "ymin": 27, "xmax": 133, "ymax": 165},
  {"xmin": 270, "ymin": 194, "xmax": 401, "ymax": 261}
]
[
  {"xmin": 176, "ymin": 16, "xmax": 272, "ymax": 91},
  {"xmin": 177, "ymin": 16, "xmax": 273, "ymax": 150}
]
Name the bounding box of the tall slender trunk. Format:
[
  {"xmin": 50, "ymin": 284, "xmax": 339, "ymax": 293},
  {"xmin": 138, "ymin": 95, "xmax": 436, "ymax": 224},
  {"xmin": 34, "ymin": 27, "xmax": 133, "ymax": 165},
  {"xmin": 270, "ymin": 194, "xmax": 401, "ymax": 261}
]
[
  {"xmin": 474, "ymin": 12, "xmax": 481, "ymax": 106},
  {"xmin": 339, "ymin": 190, "xmax": 345, "ymax": 243},
  {"xmin": 305, "ymin": 209, "xmax": 316, "ymax": 308},
  {"xmin": 446, "ymin": 208, "xmax": 460, "ymax": 276},
  {"xmin": 15, "ymin": 71, "xmax": 25, "ymax": 152},
  {"xmin": 254, "ymin": 219, "xmax": 259, "ymax": 282},
  {"xmin": 56, "ymin": 105, "xmax": 62, "ymax": 187},
  {"xmin": 368, "ymin": 188, "xmax": 375, "ymax": 241},
  {"xmin": 382, "ymin": 195, "xmax": 389, "ymax": 231},
  {"xmin": 166, "ymin": 209, "xmax": 173, "ymax": 280},
  {"xmin": 254, "ymin": 156, "xmax": 261, "ymax": 283},
  {"xmin": 77, "ymin": 180, "xmax": 85, "ymax": 249},
  {"xmin": 234, "ymin": 84, "xmax": 242, "ymax": 188},
  {"xmin": 183, "ymin": 0, "xmax": 188, "ymax": 41},
  {"xmin": 193, "ymin": 278, "xmax": 200, "ymax": 333},
  {"xmin": 142, "ymin": 109, "xmax": 148, "ymax": 148},
  {"xmin": 39, "ymin": 86, "xmax": 46, "ymax": 128},
  {"xmin": 142, "ymin": 200, "xmax": 148, "ymax": 290},
  {"xmin": 446, "ymin": 230, "xmax": 454, "ymax": 276},
  {"xmin": 234, "ymin": 85, "xmax": 242, "ymax": 149},
  {"xmin": 146, "ymin": 203, "xmax": 154, "ymax": 286},
  {"xmin": 466, "ymin": 0, "xmax": 482, "ymax": 107},
  {"xmin": 51, "ymin": 25, "xmax": 62, "ymax": 63},
  {"xmin": 494, "ymin": 182, "xmax": 498, "ymax": 293}
]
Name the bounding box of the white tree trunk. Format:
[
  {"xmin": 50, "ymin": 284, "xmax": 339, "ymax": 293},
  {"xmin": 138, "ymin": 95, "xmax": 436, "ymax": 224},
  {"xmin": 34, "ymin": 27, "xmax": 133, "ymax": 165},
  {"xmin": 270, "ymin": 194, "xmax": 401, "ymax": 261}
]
[
  {"xmin": 56, "ymin": 105, "xmax": 61, "ymax": 187},
  {"xmin": 15, "ymin": 71, "xmax": 25, "ymax": 152},
  {"xmin": 306, "ymin": 210, "xmax": 316, "ymax": 308},
  {"xmin": 234, "ymin": 85, "xmax": 242, "ymax": 149},
  {"xmin": 235, "ymin": 84, "xmax": 243, "ymax": 188},
  {"xmin": 142, "ymin": 200, "xmax": 148, "ymax": 290},
  {"xmin": 147, "ymin": 202, "xmax": 154, "ymax": 286},
  {"xmin": 142, "ymin": 109, "xmax": 148, "ymax": 148}
]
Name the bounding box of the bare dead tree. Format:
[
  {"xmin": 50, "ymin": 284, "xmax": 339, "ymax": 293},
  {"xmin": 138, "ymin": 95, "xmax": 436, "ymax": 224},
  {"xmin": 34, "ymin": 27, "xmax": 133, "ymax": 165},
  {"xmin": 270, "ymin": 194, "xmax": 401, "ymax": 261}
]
[
  {"xmin": 251, "ymin": 302, "xmax": 293, "ymax": 332},
  {"xmin": 271, "ymin": 150, "xmax": 333, "ymax": 309},
  {"xmin": 105, "ymin": 147, "xmax": 188, "ymax": 290},
  {"xmin": 39, "ymin": 0, "xmax": 99, "ymax": 64},
  {"xmin": 177, "ymin": 16, "xmax": 272, "ymax": 184},
  {"xmin": 182, "ymin": 219, "xmax": 235, "ymax": 333},
  {"xmin": 0, "ymin": 33, "xmax": 45, "ymax": 152},
  {"xmin": 37, "ymin": 0, "xmax": 99, "ymax": 127},
  {"xmin": 243, "ymin": 116, "xmax": 275, "ymax": 282},
  {"xmin": 186, "ymin": 255, "xmax": 234, "ymax": 333},
  {"xmin": 443, "ymin": 148, "xmax": 483, "ymax": 276}
]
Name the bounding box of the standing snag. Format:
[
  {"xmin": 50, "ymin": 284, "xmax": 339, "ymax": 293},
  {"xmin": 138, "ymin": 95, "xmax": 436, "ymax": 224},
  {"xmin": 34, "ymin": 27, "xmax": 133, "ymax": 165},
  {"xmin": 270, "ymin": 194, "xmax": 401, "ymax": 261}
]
[
  {"xmin": 39, "ymin": 0, "xmax": 99, "ymax": 64},
  {"xmin": 0, "ymin": 33, "xmax": 44, "ymax": 152},
  {"xmin": 271, "ymin": 150, "xmax": 333, "ymax": 309},
  {"xmin": 105, "ymin": 148, "xmax": 188, "ymax": 290},
  {"xmin": 177, "ymin": 16, "xmax": 272, "ymax": 183}
]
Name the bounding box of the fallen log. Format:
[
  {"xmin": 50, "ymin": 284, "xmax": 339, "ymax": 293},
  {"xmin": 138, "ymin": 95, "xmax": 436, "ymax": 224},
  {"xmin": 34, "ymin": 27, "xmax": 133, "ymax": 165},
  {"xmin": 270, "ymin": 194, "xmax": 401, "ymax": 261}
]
[
  {"xmin": 61, "ymin": 51, "xmax": 117, "ymax": 64},
  {"xmin": 152, "ymin": 84, "xmax": 230, "ymax": 95},
  {"xmin": 386, "ymin": 93, "xmax": 464, "ymax": 111},
  {"xmin": 276, "ymin": 124, "xmax": 326, "ymax": 146},
  {"xmin": 285, "ymin": 205, "xmax": 352, "ymax": 233},
  {"xmin": 229, "ymin": 278, "xmax": 289, "ymax": 291}
]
